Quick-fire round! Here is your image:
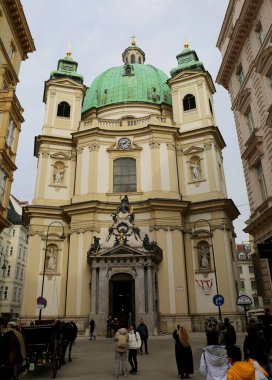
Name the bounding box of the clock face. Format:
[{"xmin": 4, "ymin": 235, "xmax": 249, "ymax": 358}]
[{"xmin": 118, "ymin": 138, "xmax": 131, "ymax": 150}]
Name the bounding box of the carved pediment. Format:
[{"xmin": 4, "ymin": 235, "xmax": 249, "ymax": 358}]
[
  {"xmin": 183, "ymin": 146, "xmax": 204, "ymax": 155},
  {"xmin": 50, "ymin": 152, "xmax": 71, "ymax": 160},
  {"xmin": 96, "ymin": 245, "xmax": 146, "ymax": 257},
  {"xmin": 233, "ymin": 88, "xmax": 251, "ymax": 112}
]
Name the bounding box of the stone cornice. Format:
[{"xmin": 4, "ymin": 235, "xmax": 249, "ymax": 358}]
[
  {"xmin": 2, "ymin": 0, "xmax": 35, "ymax": 59},
  {"xmin": 216, "ymin": 0, "xmax": 262, "ymax": 89}
]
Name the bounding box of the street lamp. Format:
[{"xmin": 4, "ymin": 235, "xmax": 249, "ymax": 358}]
[
  {"xmin": 39, "ymin": 221, "xmax": 66, "ymax": 320},
  {"xmin": 192, "ymin": 218, "xmax": 222, "ymax": 321}
]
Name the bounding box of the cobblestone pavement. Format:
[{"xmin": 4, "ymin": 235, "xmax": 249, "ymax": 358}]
[{"xmin": 21, "ymin": 333, "xmax": 245, "ymax": 380}]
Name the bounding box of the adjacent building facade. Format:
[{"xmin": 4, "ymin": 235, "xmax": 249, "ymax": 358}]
[
  {"xmin": 237, "ymin": 242, "xmax": 263, "ymax": 309},
  {"xmin": 22, "ymin": 40, "xmax": 242, "ymax": 333},
  {"xmin": 217, "ymin": 0, "xmax": 272, "ymax": 306},
  {"xmin": 0, "ymin": 194, "xmax": 28, "ymax": 320},
  {"xmin": 0, "ymin": 0, "xmax": 35, "ymax": 231}
]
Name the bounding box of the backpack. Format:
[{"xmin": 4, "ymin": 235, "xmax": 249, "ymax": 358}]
[{"xmin": 117, "ymin": 333, "xmax": 127, "ymax": 349}]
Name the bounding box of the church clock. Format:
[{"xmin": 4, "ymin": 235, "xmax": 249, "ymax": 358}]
[{"xmin": 118, "ymin": 137, "xmax": 131, "ymax": 150}]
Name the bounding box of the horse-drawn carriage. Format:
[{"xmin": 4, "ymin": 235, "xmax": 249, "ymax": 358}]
[
  {"xmin": 0, "ymin": 319, "xmax": 78, "ymax": 379},
  {"xmin": 21, "ymin": 320, "xmax": 62, "ymax": 378}
]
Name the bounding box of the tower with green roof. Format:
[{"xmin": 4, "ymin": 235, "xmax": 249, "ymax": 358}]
[
  {"xmin": 42, "ymin": 48, "xmax": 86, "ymax": 137},
  {"xmin": 168, "ymin": 41, "xmax": 216, "ymax": 133}
]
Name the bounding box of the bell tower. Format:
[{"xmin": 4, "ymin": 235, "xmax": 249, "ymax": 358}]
[{"xmin": 33, "ymin": 49, "xmax": 86, "ymax": 205}]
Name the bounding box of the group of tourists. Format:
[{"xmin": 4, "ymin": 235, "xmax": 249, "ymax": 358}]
[
  {"xmin": 173, "ymin": 314, "xmax": 272, "ymax": 380},
  {"xmin": 114, "ymin": 319, "xmax": 149, "ymax": 378}
]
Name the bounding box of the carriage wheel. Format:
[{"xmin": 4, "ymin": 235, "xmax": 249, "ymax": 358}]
[{"xmin": 52, "ymin": 340, "xmax": 60, "ymax": 378}]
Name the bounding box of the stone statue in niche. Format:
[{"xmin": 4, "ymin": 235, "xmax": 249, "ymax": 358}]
[
  {"xmin": 54, "ymin": 166, "xmax": 65, "ymax": 184},
  {"xmin": 199, "ymin": 246, "xmax": 210, "ymax": 270},
  {"xmin": 191, "ymin": 163, "xmax": 201, "ymax": 181},
  {"xmin": 47, "ymin": 246, "xmax": 57, "ymax": 271}
]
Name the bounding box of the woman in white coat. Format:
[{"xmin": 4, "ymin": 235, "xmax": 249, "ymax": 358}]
[
  {"xmin": 199, "ymin": 330, "xmax": 229, "ymax": 380},
  {"xmin": 127, "ymin": 323, "xmax": 141, "ymax": 375}
]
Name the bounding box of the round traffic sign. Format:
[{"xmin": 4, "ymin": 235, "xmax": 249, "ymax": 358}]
[{"xmin": 213, "ymin": 294, "xmax": 224, "ymax": 307}]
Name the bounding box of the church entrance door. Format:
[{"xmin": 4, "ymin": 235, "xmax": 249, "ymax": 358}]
[{"xmin": 109, "ymin": 273, "xmax": 134, "ymax": 328}]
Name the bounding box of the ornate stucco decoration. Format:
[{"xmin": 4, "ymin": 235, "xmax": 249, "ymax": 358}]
[
  {"xmin": 50, "ymin": 152, "xmax": 71, "ymax": 160},
  {"xmin": 89, "ymin": 143, "xmax": 100, "ymax": 151},
  {"xmin": 87, "ymin": 195, "xmax": 163, "ymax": 260},
  {"xmin": 182, "ymin": 146, "xmax": 204, "ymax": 155},
  {"xmin": 149, "ymin": 140, "xmax": 161, "ymax": 149}
]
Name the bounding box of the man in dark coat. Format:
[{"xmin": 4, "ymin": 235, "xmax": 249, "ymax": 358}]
[
  {"xmin": 137, "ymin": 319, "xmax": 149, "ymax": 354},
  {"xmin": 224, "ymin": 318, "xmax": 236, "ymax": 347}
]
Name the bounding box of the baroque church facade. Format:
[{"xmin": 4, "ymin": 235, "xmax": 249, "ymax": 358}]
[{"xmin": 22, "ymin": 40, "xmax": 242, "ymax": 333}]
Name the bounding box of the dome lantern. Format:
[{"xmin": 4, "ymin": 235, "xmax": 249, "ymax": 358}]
[
  {"xmin": 50, "ymin": 47, "xmax": 84, "ymax": 84},
  {"xmin": 122, "ymin": 36, "xmax": 145, "ymax": 65}
]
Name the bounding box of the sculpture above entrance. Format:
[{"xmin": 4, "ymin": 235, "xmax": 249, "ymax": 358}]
[{"xmin": 87, "ymin": 196, "xmax": 162, "ymax": 258}]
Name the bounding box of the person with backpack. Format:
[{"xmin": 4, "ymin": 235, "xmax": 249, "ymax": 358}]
[
  {"xmin": 114, "ymin": 326, "xmax": 129, "ymax": 378},
  {"xmin": 128, "ymin": 323, "xmax": 141, "ymax": 375}
]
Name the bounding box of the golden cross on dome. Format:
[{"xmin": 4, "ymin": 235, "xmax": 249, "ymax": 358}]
[
  {"xmin": 184, "ymin": 37, "xmax": 189, "ymax": 49},
  {"xmin": 66, "ymin": 42, "xmax": 72, "ymax": 57},
  {"xmin": 131, "ymin": 35, "xmax": 136, "ymax": 46}
]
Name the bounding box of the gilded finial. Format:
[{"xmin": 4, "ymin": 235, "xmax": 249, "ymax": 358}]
[
  {"xmin": 66, "ymin": 42, "xmax": 72, "ymax": 57},
  {"xmin": 184, "ymin": 37, "xmax": 189, "ymax": 49},
  {"xmin": 131, "ymin": 35, "xmax": 136, "ymax": 46}
]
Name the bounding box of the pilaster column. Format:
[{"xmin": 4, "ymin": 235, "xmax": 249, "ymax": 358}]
[
  {"xmin": 91, "ymin": 267, "xmax": 97, "ymax": 314},
  {"xmin": 135, "ymin": 267, "xmax": 145, "ymax": 314},
  {"xmin": 147, "ymin": 266, "xmax": 153, "ymax": 312}
]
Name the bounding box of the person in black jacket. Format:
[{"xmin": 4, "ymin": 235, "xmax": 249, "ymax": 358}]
[
  {"xmin": 173, "ymin": 325, "xmax": 194, "ymax": 379},
  {"xmin": 137, "ymin": 319, "xmax": 149, "ymax": 354}
]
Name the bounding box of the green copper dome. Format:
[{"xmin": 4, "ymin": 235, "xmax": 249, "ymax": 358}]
[{"xmin": 82, "ymin": 63, "xmax": 172, "ymax": 112}]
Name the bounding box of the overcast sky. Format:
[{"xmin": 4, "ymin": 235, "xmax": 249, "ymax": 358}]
[{"xmin": 15, "ymin": 0, "xmax": 250, "ymax": 242}]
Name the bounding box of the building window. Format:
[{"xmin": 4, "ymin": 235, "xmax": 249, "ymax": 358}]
[
  {"xmin": 138, "ymin": 57, "xmax": 141, "ymax": 64},
  {"xmin": 6, "ymin": 118, "xmax": 15, "ymax": 148},
  {"xmin": 131, "ymin": 54, "xmax": 135, "ymax": 64},
  {"xmin": 249, "ymin": 266, "xmax": 254, "ymax": 274},
  {"xmin": 183, "ymin": 94, "xmax": 196, "ymax": 111},
  {"xmin": 113, "ymin": 158, "xmax": 136, "ymax": 192},
  {"xmin": 251, "ymin": 280, "xmax": 257, "ymax": 291},
  {"xmin": 10, "ymin": 246, "xmax": 13, "ymax": 256},
  {"xmin": 18, "ymin": 247, "xmax": 22, "ymax": 259},
  {"xmin": 253, "ymin": 296, "xmax": 259, "ymax": 308},
  {"xmin": 239, "ymin": 266, "xmax": 243, "ymax": 274},
  {"xmin": 4, "ymin": 286, "xmax": 8, "ymax": 300},
  {"xmin": 237, "ymin": 65, "xmax": 245, "ymax": 87},
  {"xmin": 15, "ymin": 265, "xmax": 19, "ymax": 279},
  {"xmin": 256, "ymin": 161, "xmax": 267, "ymax": 201},
  {"xmin": 57, "ymin": 101, "xmax": 70, "ymax": 118},
  {"xmin": 18, "ymin": 287, "xmax": 21, "ymax": 302},
  {"xmin": 0, "ymin": 168, "xmax": 8, "ymax": 205},
  {"xmin": 13, "ymin": 287, "xmax": 17, "ymax": 302},
  {"xmin": 245, "ymin": 107, "xmax": 254, "ymax": 133},
  {"xmin": 20, "ymin": 268, "xmax": 23, "ymax": 281},
  {"xmin": 240, "ymin": 280, "xmax": 245, "ymax": 289},
  {"xmin": 13, "ymin": 230, "xmax": 15, "ymax": 236},
  {"xmin": 7, "ymin": 265, "xmax": 10, "ymax": 277},
  {"xmin": 256, "ymin": 23, "xmax": 265, "ymax": 44}
]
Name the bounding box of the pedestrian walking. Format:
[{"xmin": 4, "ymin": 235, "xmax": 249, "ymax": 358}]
[
  {"xmin": 224, "ymin": 318, "xmax": 236, "ymax": 347},
  {"xmin": 137, "ymin": 319, "xmax": 149, "ymax": 354},
  {"xmin": 173, "ymin": 325, "xmax": 194, "ymax": 379},
  {"xmin": 227, "ymin": 345, "xmax": 268, "ymax": 380},
  {"xmin": 113, "ymin": 318, "xmax": 120, "ymax": 333},
  {"xmin": 89, "ymin": 319, "xmax": 96, "ymax": 340},
  {"xmin": 114, "ymin": 326, "xmax": 129, "ymax": 378},
  {"xmin": 128, "ymin": 323, "xmax": 141, "ymax": 375},
  {"xmin": 107, "ymin": 315, "xmax": 114, "ymax": 338},
  {"xmin": 199, "ymin": 330, "xmax": 229, "ymax": 380}
]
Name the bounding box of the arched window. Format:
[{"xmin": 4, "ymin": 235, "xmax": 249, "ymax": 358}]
[
  {"xmin": 131, "ymin": 54, "xmax": 135, "ymax": 64},
  {"xmin": 113, "ymin": 158, "xmax": 136, "ymax": 192},
  {"xmin": 183, "ymin": 94, "xmax": 196, "ymax": 111},
  {"xmin": 57, "ymin": 101, "xmax": 70, "ymax": 118},
  {"xmin": 138, "ymin": 57, "xmax": 141, "ymax": 64}
]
